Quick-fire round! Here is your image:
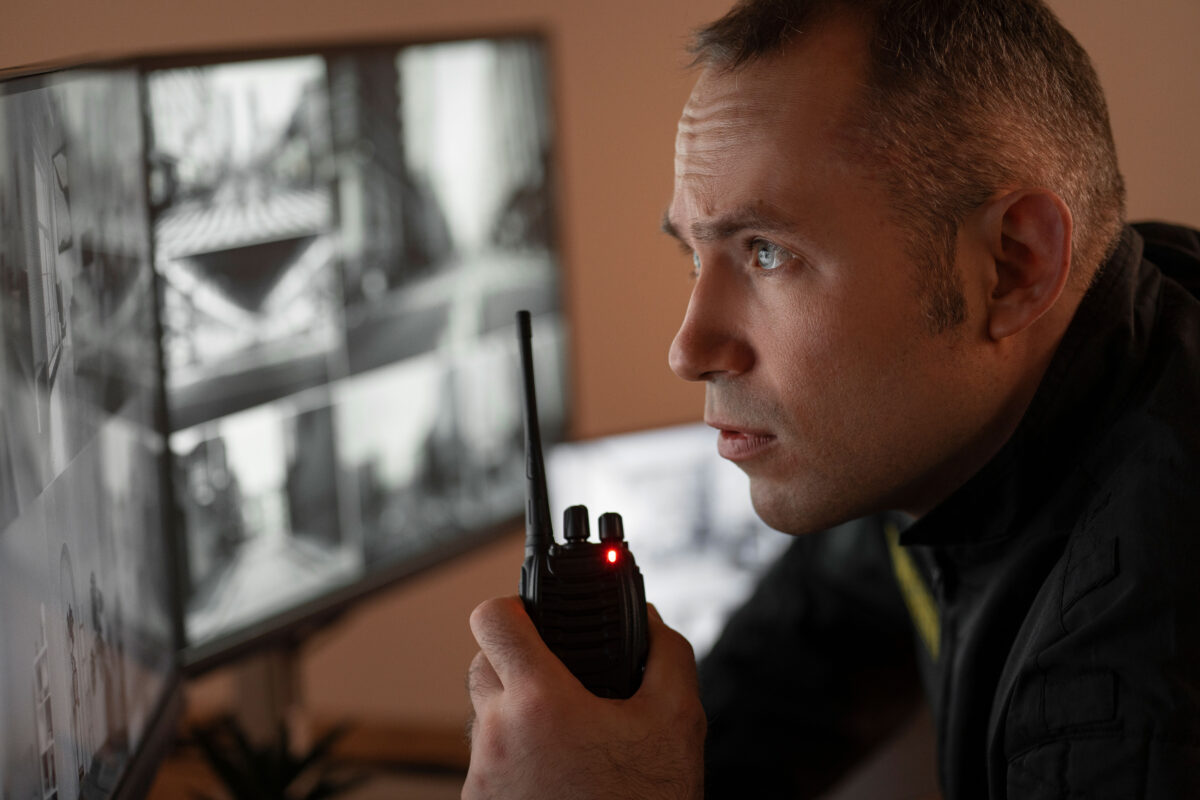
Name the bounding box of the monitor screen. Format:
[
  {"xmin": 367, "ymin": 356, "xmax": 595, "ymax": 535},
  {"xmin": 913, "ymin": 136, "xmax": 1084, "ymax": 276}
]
[
  {"xmin": 142, "ymin": 37, "xmax": 567, "ymax": 662},
  {"xmin": 0, "ymin": 67, "xmax": 178, "ymax": 800},
  {"xmin": 547, "ymin": 423, "xmax": 790, "ymax": 658}
]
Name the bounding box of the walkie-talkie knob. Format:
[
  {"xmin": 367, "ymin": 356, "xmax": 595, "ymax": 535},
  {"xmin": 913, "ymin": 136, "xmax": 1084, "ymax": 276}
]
[
  {"xmin": 599, "ymin": 512, "xmax": 625, "ymax": 543},
  {"xmin": 564, "ymin": 505, "xmax": 591, "ymax": 542}
]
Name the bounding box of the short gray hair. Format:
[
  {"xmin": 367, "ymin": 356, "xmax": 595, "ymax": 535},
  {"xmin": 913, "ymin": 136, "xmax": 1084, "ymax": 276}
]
[{"xmin": 691, "ymin": 0, "xmax": 1126, "ymax": 331}]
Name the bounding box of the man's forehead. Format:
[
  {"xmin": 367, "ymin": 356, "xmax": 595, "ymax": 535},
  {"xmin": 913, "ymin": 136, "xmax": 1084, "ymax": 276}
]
[
  {"xmin": 678, "ymin": 13, "xmax": 872, "ymax": 139},
  {"xmin": 681, "ymin": 63, "xmax": 799, "ymax": 127},
  {"xmin": 672, "ymin": 29, "xmax": 872, "ymax": 213},
  {"xmin": 673, "ymin": 62, "xmax": 804, "ymax": 189}
]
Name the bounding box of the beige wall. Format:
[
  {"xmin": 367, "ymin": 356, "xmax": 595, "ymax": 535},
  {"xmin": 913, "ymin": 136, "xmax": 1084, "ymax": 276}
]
[
  {"xmin": 5, "ymin": 0, "xmax": 1197, "ymax": 732},
  {"xmin": 1053, "ymin": 1, "xmax": 1200, "ymax": 226}
]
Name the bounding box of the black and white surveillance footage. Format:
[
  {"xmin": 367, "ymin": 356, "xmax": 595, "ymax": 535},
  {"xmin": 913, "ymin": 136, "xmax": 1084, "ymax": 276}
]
[
  {"xmin": 144, "ymin": 38, "xmax": 566, "ymax": 649},
  {"xmin": 0, "ymin": 70, "xmax": 174, "ymax": 800}
]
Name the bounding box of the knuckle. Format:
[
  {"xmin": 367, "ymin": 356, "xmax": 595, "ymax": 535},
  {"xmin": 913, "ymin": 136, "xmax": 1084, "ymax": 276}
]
[
  {"xmin": 468, "ymin": 706, "xmax": 520, "ymax": 771},
  {"xmin": 461, "ymin": 769, "xmax": 494, "ymax": 800},
  {"xmin": 466, "ymin": 651, "xmax": 488, "ymax": 692},
  {"xmin": 652, "ymin": 619, "xmax": 695, "ymax": 662},
  {"xmin": 468, "ymin": 707, "xmax": 501, "ymax": 751},
  {"xmin": 514, "ymin": 682, "xmax": 579, "ymax": 733},
  {"xmin": 664, "ymin": 623, "xmax": 697, "ymax": 658},
  {"xmin": 670, "ymin": 688, "xmax": 706, "ymax": 729},
  {"xmin": 650, "ymin": 664, "xmax": 705, "ymax": 734},
  {"xmin": 512, "ymin": 684, "xmax": 558, "ymax": 724},
  {"xmin": 464, "ymin": 708, "xmax": 476, "ymax": 746},
  {"xmin": 675, "ymin": 631, "xmax": 699, "ymax": 663}
]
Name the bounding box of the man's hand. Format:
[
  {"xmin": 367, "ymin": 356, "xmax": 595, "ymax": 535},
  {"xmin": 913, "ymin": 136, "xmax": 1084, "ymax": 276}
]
[{"xmin": 464, "ymin": 596, "xmax": 706, "ymax": 799}]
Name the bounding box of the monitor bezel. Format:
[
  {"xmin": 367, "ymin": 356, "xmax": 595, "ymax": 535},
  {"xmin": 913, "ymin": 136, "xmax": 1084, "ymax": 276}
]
[{"xmin": 108, "ymin": 676, "xmax": 186, "ymax": 800}]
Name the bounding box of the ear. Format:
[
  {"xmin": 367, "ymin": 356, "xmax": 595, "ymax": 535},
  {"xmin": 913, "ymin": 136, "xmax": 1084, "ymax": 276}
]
[{"xmin": 980, "ymin": 189, "xmax": 1073, "ymax": 341}]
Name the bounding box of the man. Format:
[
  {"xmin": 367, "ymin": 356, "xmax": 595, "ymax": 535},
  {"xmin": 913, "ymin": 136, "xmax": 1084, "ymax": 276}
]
[{"xmin": 465, "ymin": 1, "xmax": 1200, "ymax": 797}]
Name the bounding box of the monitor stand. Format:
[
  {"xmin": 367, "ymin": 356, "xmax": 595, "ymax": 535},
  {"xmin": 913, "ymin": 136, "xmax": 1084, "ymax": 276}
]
[{"xmin": 232, "ymin": 639, "xmax": 301, "ymax": 745}]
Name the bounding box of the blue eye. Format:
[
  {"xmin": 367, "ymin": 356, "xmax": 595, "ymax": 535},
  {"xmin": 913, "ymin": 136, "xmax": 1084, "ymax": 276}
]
[
  {"xmin": 692, "ymin": 251, "xmax": 701, "ymax": 275},
  {"xmin": 754, "ymin": 240, "xmax": 790, "ymax": 270}
]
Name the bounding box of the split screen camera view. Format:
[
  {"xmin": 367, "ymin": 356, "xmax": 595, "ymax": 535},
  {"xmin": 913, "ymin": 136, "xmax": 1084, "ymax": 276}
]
[{"xmin": 144, "ymin": 40, "xmax": 566, "ymax": 649}]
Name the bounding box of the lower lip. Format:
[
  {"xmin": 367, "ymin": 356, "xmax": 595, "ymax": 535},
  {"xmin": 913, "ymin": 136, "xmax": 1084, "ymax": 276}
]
[{"xmin": 716, "ymin": 430, "xmax": 776, "ymax": 462}]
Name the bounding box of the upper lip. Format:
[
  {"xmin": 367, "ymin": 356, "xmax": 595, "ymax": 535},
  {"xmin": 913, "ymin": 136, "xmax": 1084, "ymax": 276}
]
[{"xmin": 705, "ymin": 418, "xmax": 773, "ymax": 437}]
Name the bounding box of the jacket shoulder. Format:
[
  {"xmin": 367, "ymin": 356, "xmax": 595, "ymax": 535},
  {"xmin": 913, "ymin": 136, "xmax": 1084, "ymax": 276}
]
[{"xmin": 997, "ymin": 427, "xmax": 1200, "ymax": 796}]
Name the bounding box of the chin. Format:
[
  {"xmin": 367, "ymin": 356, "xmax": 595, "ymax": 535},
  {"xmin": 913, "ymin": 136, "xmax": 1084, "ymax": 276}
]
[{"xmin": 747, "ymin": 479, "xmax": 853, "ymax": 537}]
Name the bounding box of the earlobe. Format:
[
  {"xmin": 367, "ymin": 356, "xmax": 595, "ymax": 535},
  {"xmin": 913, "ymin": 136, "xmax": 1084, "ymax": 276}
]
[{"xmin": 983, "ymin": 189, "xmax": 1072, "ymax": 341}]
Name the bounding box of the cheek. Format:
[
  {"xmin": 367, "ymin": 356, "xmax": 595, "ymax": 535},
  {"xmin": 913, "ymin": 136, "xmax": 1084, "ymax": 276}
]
[
  {"xmin": 763, "ymin": 285, "xmax": 934, "ymax": 469},
  {"xmin": 758, "ymin": 290, "xmax": 867, "ymax": 414}
]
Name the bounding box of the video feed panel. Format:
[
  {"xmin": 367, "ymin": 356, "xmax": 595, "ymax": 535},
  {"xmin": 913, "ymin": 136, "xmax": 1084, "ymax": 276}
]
[
  {"xmin": 144, "ymin": 38, "xmax": 566, "ymax": 653},
  {"xmin": 0, "ymin": 68, "xmax": 175, "ymax": 800},
  {"xmin": 547, "ymin": 424, "xmax": 791, "ymax": 658}
]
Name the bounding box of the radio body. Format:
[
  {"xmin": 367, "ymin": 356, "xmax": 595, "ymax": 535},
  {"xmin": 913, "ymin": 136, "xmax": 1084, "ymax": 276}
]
[{"xmin": 515, "ymin": 311, "xmax": 648, "ymax": 699}]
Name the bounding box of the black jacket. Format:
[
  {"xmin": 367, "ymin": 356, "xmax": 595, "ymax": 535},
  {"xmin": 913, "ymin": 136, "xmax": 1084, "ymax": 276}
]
[{"xmin": 700, "ymin": 223, "xmax": 1200, "ymax": 799}]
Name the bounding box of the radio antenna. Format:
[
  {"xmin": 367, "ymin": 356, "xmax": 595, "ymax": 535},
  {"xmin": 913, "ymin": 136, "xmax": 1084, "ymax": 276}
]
[{"xmin": 517, "ymin": 310, "xmax": 553, "ymax": 557}]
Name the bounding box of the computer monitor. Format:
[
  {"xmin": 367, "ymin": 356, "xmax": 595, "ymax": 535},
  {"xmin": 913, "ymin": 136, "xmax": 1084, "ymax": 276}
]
[
  {"xmin": 0, "ymin": 37, "xmax": 567, "ymax": 794},
  {"xmin": 547, "ymin": 423, "xmax": 790, "ymax": 658},
  {"xmin": 140, "ymin": 36, "xmax": 567, "ymax": 667},
  {"xmin": 0, "ymin": 65, "xmax": 181, "ymax": 800}
]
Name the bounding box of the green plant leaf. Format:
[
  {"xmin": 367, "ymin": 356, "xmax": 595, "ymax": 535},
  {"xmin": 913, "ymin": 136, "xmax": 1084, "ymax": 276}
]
[{"xmin": 188, "ymin": 714, "xmax": 362, "ymax": 800}]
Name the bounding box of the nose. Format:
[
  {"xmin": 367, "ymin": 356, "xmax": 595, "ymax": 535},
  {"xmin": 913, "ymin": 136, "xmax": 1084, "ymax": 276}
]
[{"xmin": 668, "ymin": 269, "xmax": 754, "ymax": 382}]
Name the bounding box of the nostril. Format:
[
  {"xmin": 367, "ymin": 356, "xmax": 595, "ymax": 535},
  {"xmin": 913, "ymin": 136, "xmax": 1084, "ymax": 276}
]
[{"xmin": 668, "ymin": 326, "xmax": 701, "ymax": 382}]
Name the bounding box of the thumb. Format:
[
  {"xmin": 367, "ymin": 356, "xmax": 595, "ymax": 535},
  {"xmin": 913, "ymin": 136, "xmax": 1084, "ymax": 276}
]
[{"xmin": 469, "ymin": 596, "xmax": 573, "ymax": 691}]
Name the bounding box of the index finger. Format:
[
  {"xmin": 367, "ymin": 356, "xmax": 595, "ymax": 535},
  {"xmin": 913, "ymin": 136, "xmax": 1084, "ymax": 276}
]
[{"xmin": 469, "ymin": 596, "xmax": 572, "ymax": 690}]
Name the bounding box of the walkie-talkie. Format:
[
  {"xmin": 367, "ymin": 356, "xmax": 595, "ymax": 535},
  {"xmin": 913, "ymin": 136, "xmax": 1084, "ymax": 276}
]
[{"xmin": 516, "ymin": 310, "xmax": 649, "ymax": 699}]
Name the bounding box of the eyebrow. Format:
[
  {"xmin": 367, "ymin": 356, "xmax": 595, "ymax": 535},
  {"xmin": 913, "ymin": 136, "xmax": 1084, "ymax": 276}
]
[{"xmin": 660, "ymin": 205, "xmax": 794, "ymax": 247}]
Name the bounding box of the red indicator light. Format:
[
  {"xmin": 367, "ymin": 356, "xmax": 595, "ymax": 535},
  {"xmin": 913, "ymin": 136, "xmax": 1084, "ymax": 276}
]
[{"xmin": 606, "ymin": 548, "xmax": 619, "ymax": 564}]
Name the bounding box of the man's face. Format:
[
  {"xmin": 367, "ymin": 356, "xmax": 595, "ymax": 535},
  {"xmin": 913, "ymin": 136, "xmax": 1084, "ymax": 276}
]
[{"xmin": 666, "ymin": 18, "xmax": 996, "ymax": 533}]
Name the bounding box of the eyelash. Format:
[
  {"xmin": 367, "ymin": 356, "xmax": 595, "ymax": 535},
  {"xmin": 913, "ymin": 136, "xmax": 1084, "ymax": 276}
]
[
  {"xmin": 750, "ymin": 238, "xmax": 791, "ymax": 271},
  {"xmin": 687, "ymin": 238, "xmax": 793, "ymax": 278}
]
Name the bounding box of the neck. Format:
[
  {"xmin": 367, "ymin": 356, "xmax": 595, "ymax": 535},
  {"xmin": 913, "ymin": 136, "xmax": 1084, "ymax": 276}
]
[{"xmin": 902, "ymin": 285, "xmax": 1088, "ymax": 520}]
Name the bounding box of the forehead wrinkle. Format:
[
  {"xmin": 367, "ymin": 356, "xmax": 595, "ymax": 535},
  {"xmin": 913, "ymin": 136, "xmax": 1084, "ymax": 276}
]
[
  {"xmin": 671, "ymin": 41, "xmax": 874, "ymax": 250},
  {"xmin": 673, "ymin": 111, "xmax": 765, "ymax": 221},
  {"xmin": 676, "ymin": 48, "xmax": 873, "ymax": 180},
  {"xmin": 674, "ymin": 125, "xmax": 753, "ymax": 180},
  {"xmin": 675, "ymin": 83, "xmax": 777, "ymax": 163}
]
